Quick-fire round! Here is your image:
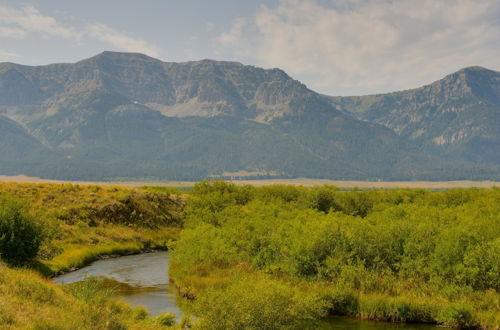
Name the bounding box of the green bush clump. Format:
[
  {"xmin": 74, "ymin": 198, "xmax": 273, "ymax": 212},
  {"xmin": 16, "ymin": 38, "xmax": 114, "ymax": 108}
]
[
  {"xmin": 194, "ymin": 276, "xmax": 327, "ymax": 330},
  {"xmin": 0, "ymin": 197, "xmax": 44, "ymax": 264},
  {"xmin": 155, "ymin": 312, "xmax": 176, "ymax": 326},
  {"xmin": 62, "ymin": 277, "xmax": 115, "ymax": 304},
  {"xmin": 170, "ymin": 181, "xmax": 500, "ymax": 328},
  {"xmin": 357, "ymin": 295, "xmax": 436, "ymax": 323},
  {"xmin": 322, "ymin": 286, "xmax": 359, "ymax": 316},
  {"xmin": 132, "ymin": 306, "xmax": 149, "ymax": 320},
  {"xmin": 436, "ymin": 304, "xmax": 476, "ymax": 328}
]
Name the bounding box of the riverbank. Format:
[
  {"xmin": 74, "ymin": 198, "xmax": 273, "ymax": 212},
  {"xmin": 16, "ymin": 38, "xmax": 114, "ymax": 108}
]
[
  {"xmin": 53, "ymin": 251, "xmax": 442, "ymax": 330},
  {"xmin": 0, "ymin": 182, "xmax": 186, "ymax": 329},
  {"xmin": 38, "ymin": 237, "xmax": 175, "ymax": 276},
  {"xmin": 0, "ymin": 261, "xmax": 178, "ymax": 329},
  {"xmin": 47, "ymin": 248, "xmax": 163, "ymax": 277},
  {"xmin": 53, "ymin": 251, "xmax": 183, "ymax": 318},
  {"xmin": 169, "ymin": 181, "xmax": 500, "ymax": 329},
  {"xmin": 0, "ymin": 182, "xmax": 184, "ymax": 276}
]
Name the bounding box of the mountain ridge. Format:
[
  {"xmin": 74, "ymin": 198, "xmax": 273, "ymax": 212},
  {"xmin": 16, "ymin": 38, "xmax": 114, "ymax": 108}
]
[
  {"xmin": 0, "ymin": 52, "xmax": 498, "ymax": 181},
  {"xmin": 327, "ymin": 66, "xmax": 500, "ymax": 164}
]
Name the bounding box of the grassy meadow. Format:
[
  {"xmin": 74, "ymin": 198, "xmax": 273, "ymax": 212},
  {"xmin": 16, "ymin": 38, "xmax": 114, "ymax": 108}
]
[
  {"xmin": 0, "ymin": 264, "xmax": 181, "ymax": 329},
  {"xmin": 0, "ymin": 182, "xmax": 184, "ymax": 274},
  {"xmin": 0, "ymin": 182, "xmax": 185, "ymax": 329},
  {"xmin": 1, "ymin": 180, "xmax": 499, "ymax": 329}
]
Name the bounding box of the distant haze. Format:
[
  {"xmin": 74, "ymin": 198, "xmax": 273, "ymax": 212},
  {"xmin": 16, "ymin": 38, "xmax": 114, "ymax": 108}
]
[{"xmin": 0, "ymin": 0, "xmax": 500, "ymax": 95}]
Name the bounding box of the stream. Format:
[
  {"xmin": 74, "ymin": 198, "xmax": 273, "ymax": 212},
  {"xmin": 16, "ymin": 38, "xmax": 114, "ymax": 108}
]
[
  {"xmin": 53, "ymin": 251, "xmax": 438, "ymax": 329},
  {"xmin": 53, "ymin": 251, "xmax": 183, "ymax": 318}
]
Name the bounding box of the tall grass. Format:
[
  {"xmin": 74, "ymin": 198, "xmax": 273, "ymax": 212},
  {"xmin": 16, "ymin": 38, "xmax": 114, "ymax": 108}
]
[
  {"xmin": 0, "ymin": 182, "xmax": 183, "ymax": 274},
  {"xmin": 0, "ymin": 182, "xmax": 185, "ymax": 329},
  {"xmin": 0, "ymin": 263, "xmax": 174, "ymax": 329}
]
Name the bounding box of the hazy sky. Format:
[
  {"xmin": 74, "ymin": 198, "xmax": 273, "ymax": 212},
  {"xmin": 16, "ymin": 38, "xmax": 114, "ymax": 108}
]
[{"xmin": 1, "ymin": 0, "xmax": 499, "ymax": 95}]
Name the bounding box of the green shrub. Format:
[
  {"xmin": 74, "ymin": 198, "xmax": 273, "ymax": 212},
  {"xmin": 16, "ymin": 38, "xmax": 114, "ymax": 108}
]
[
  {"xmin": 436, "ymin": 304, "xmax": 476, "ymax": 328},
  {"xmin": 323, "ymin": 286, "xmax": 359, "ymax": 316},
  {"xmin": 132, "ymin": 306, "xmax": 149, "ymax": 320},
  {"xmin": 179, "ymin": 314, "xmax": 193, "ymax": 328},
  {"xmin": 172, "ymin": 184, "xmax": 500, "ymax": 328},
  {"xmin": 0, "ymin": 197, "xmax": 44, "ymax": 264},
  {"xmin": 362, "ymin": 296, "xmax": 435, "ymax": 323},
  {"xmin": 194, "ymin": 276, "xmax": 327, "ymax": 330},
  {"xmin": 62, "ymin": 277, "xmax": 115, "ymax": 305},
  {"xmin": 156, "ymin": 312, "xmax": 175, "ymax": 326}
]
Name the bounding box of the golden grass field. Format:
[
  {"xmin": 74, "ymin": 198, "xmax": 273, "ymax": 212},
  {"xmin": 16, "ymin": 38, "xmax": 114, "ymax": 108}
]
[{"xmin": 0, "ymin": 175, "xmax": 498, "ymax": 189}]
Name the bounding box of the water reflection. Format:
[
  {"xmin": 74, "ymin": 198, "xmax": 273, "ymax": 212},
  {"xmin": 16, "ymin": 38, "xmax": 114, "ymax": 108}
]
[
  {"xmin": 317, "ymin": 316, "xmax": 438, "ymax": 329},
  {"xmin": 54, "ymin": 251, "xmax": 182, "ymax": 317},
  {"xmin": 54, "ymin": 252, "xmax": 438, "ymax": 329}
]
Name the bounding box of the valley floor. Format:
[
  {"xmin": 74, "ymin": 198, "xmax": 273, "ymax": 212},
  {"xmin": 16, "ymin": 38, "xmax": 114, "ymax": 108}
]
[{"xmin": 0, "ymin": 175, "xmax": 499, "ymax": 189}]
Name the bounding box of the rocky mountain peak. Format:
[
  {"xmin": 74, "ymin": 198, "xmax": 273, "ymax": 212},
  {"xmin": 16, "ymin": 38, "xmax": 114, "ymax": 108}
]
[
  {"xmin": 331, "ymin": 66, "xmax": 500, "ymax": 164},
  {"xmin": 0, "ymin": 52, "xmax": 498, "ymax": 181}
]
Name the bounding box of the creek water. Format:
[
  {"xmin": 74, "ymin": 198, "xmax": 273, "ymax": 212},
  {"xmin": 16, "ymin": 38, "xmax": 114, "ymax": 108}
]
[
  {"xmin": 53, "ymin": 251, "xmax": 182, "ymax": 318},
  {"xmin": 53, "ymin": 251, "xmax": 438, "ymax": 329},
  {"xmin": 316, "ymin": 317, "xmax": 438, "ymax": 329}
]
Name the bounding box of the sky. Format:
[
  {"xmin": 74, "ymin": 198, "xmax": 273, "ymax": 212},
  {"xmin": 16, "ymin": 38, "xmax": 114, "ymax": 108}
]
[{"xmin": 0, "ymin": 0, "xmax": 499, "ymax": 96}]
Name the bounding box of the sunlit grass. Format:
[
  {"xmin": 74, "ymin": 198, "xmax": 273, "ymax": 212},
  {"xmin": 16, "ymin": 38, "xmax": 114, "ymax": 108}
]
[
  {"xmin": 0, "ymin": 182, "xmax": 183, "ymax": 274},
  {"xmin": 40, "ymin": 225, "xmax": 180, "ymax": 274},
  {"xmin": 0, "ymin": 182, "xmax": 185, "ymax": 329},
  {"xmin": 0, "ymin": 263, "xmax": 175, "ymax": 329}
]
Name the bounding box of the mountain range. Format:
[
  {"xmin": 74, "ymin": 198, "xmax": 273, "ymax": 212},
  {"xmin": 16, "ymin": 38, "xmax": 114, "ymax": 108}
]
[{"xmin": 0, "ymin": 51, "xmax": 498, "ymax": 181}]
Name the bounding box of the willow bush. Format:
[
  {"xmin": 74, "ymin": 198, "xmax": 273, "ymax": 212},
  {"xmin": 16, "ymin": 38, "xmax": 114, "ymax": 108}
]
[
  {"xmin": 0, "ymin": 197, "xmax": 44, "ymax": 264},
  {"xmin": 171, "ymin": 181, "xmax": 500, "ymax": 329}
]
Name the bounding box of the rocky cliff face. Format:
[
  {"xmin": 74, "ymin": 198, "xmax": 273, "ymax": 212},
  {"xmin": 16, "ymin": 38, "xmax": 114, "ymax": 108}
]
[
  {"xmin": 2, "ymin": 52, "xmax": 315, "ymax": 121},
  {"xmin": 330, "ymin": 67, "xmax": 500, "ymax": 164},
  {"xmin": 0, "ymin": 52, "xmax": 497, "ymax": 181}
]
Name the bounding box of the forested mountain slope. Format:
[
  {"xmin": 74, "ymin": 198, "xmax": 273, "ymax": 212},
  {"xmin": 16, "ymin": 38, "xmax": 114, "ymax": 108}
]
[
  {"xmin": 328, "ymin": 67, "xmax": 500, "ymax": 165},
  {"xmin": 0, "ymin": 52, "xmax": 497, "ymax": 180}
]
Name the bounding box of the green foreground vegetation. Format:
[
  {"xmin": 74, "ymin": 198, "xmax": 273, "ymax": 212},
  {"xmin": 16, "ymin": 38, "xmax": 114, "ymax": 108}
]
[
  {"xmin": 0, "ymin": 182, "xmax": 184, "ymax": 329},
  {"xmin": 0, "ymin": 265, "xmax": 178, "ymax": 329},
  {"xmin": 170, "ymin": 182, "xmax": 500, "ymax": 329},
  {"xmin": 1, "ymin": 181, "xmax": 499, "ymax": 329}
]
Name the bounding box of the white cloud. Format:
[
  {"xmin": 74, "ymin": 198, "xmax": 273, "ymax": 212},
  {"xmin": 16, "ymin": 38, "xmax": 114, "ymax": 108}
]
[
  {"xmin": 218, "ymin": 0, "xmax": 500, "ymax": 95},
  {"xmin": 218, "ymin": 18, "xmax": 247, "ymax": 46},
  {"xmin": 0, "ymin": 5, "xmax": 80, "ymax": 39},
  {"xmin": 86, "ymin": 23, "xmax": 160, "ymax": 57},
  {"xmin": 0, "ymin": 4, "xmax": 161, "ymax": 59},
  {"xmin": 0, "ymin": 26, "xmax": 27, "ymax": 39}
]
